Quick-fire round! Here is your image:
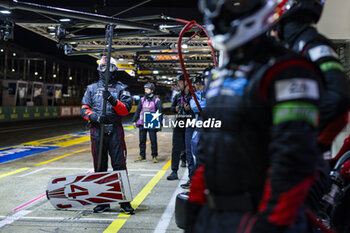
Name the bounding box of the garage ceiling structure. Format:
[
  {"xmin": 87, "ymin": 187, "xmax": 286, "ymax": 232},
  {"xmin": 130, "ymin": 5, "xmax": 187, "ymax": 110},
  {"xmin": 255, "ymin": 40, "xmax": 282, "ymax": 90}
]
[{"xmin": 0, "ymin": 0, "xmax": 216, "ymax": 85}]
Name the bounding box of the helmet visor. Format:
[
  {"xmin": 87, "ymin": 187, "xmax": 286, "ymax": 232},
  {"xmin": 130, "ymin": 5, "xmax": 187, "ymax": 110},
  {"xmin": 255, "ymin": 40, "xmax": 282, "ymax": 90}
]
[{"xmin": 98, "ymin": 64, "xmax": 117, "ymax": 72}]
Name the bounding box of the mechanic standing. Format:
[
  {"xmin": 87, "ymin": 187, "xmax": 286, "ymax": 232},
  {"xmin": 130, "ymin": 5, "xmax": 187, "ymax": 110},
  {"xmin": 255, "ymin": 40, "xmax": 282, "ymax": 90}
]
[
  {"xmin": 275, "ymin": 0, "xmax": 350, "ymax": 231},
  {"xmin": 181, "ymin": 74, "xmax": 207, "ymax": 190},
  {"xmin": 132, "ymin": 82, "xmax": 162, "ymax": 163},
  {"xmin": 167, "ymin": 74, "xmax": 195, "ymax": 181},
  {"xmin": 81, "ymin": 56, "xmax": 134, "ymax": 215},
  {"xmin": 186, "ymin": 0, "xmax": 324, "ymax": 232}
]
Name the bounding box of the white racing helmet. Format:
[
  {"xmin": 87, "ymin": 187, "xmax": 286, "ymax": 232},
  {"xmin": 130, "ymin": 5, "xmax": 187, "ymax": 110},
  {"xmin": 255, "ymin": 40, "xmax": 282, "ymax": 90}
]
[
  {"xmin": 97, "ymin": 56, "xmax": 118, "ymax": 72},
  {"xmin": 199, "ymin": 0, "xmax": 285, "ymax": 51}
]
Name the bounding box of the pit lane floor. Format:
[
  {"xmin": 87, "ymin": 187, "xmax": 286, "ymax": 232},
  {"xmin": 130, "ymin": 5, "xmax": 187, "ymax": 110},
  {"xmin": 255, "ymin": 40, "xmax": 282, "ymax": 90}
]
[{"xmin": 0, "ymin": 119, "xmax": 186, "ymax": 233}]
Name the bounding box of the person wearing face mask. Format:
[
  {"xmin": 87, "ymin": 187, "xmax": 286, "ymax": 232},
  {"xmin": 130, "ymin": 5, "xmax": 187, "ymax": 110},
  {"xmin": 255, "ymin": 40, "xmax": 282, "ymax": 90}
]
[
  {"xmin": 132, "ymin": 82, "xmax": 162, "ymax": 163},
  {"xmin": 81, "ymin": 56, "xmax": 134, "ymax": 215}
]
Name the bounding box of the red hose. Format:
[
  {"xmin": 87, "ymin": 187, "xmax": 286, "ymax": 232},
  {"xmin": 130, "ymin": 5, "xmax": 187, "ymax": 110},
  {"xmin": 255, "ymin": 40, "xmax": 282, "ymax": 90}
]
[
  {"xmin": 174, "ymin": 18, "xmax": 217, "ymax": 67},
  {"xmin": 177, "ymin": 20, "xmax": 202, "ymax": 115},
  {"xmin": 306, "ymin": 209, "xmax": 337, "ymax": 233},
  {"xmin": 175, "ymin": 18, "xmax": 218, "ymax": 117}
]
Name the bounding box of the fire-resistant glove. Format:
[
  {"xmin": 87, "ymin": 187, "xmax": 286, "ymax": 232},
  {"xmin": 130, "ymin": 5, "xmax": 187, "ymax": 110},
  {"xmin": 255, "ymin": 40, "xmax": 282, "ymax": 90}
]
[
  {"xmin": 103, "ymin": 90, "xmax": 118, "ymax": 106},
  {"xmin": 90, "ymin": 113, "xmax": 108, "ymax": 124}
]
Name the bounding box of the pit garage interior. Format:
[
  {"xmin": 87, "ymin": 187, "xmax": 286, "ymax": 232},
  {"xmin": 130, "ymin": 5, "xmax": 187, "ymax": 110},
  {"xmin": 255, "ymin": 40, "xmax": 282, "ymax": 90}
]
[{"xmin": 0, "ymin": 0, "xmax": 349, "ymax": 233}]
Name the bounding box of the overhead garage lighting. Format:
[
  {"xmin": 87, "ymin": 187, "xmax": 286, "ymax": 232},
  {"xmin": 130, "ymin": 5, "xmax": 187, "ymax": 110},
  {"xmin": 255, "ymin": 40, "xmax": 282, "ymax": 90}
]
[
  {"xmin": 153, "ymin": 70, "xmax": 159, "ymax": 74},
  {"xmin": 162, "ymin": 76, "xmax": 166, "ymax": 79},
  {"xmin": 59, "ymin": 18, "xmax": 71, "ymax": 22},
  {"xmin": 182, "ymin": 44, "xmax": 188, "ymax": 49},
  {"xmin": 47, "ymin": 26, "xmax": 56, "ymax": 30},
  {"xmin": 0, "ymin": 10, "xmax": 11, "ymax": 15}
]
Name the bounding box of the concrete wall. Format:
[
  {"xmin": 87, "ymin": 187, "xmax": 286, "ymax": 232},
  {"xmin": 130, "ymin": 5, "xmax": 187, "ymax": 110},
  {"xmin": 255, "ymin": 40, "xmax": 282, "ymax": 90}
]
[{"xmin": 317, "ymin": 0, "xmax": 350, "ymax": 40}]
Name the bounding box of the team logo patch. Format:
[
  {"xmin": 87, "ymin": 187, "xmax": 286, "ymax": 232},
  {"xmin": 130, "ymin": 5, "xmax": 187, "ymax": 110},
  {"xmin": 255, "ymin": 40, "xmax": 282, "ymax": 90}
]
[
  {"xmin": 221, "ymin": 78, "xmax": 248, "ymax": 96},
  {"xmin": 308, "ymin": 45, "xmax": 339, "ymax": 62},
  {"xmin": 275, "ymin": 78, "xmax": 319, "ymax": 101},
  {"xmin": 143, "ymin": 110, "xmax": 161, "ymax": 129}
]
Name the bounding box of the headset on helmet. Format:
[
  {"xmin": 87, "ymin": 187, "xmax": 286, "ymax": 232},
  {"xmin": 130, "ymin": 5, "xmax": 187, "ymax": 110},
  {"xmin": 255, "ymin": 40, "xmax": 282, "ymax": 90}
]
[
  {"xmin": 278, "ymin": 0, "xmax": 324, "ymax": 24},
  {"xmin": 97, "ymin": 56, "xmax": 118, "ymax": 72},
  {"xmin": 144, "ymin": 82, "xmax": 155, "ymax": 91},
  {"xmin": 199, "ymin": 0, "xmax": 284, "ymax": 51}
]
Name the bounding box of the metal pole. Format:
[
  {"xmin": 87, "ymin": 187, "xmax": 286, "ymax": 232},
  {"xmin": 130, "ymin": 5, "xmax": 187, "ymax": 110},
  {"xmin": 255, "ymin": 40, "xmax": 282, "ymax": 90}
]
[
  {"xmin": 4, "ymin": 49, "xmax": 8, "ymax": 80},
  {"xmin": 137, "ymin": 59, "xmax": 214, "ymax": 64},
  {"xmin": 97, "ymin": 24, "xmax": 114, "ymax": 172},
  {"xmin": 65, "ymin": 45, "xmax": 171, "ymax": 56},
  {"xmin": 59, "ymin": 31, "xmax": 168, "ymax": 44},
  {"xmin": 0, "ymin": 0, "xmax": 159, "ymax": 31}
]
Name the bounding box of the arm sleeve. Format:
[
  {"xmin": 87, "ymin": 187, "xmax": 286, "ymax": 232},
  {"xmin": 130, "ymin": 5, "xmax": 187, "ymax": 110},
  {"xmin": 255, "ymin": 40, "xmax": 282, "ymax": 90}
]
[
  {"xmin": 112, "ymin": 85, "xmax": 132, "ymax": 116},
  {"xmin": 81, "ymin": 86, "xmax": 95, "ymax": 121},
  {"xmin": 251, "ymin": 59, "xmax": 323, "ymax": 233},
  {"xmin": 132, "ymin": 100, "xmax": 142, "ymax": 122},
  {"xmin": 171, "ymin": 94, "xmax": 178, "ymax": 113},
  {"xmin": 190, "ymin": 92, "xmax": 206, "ymax": 113},
  {"xmin": 305, "ymin": 42, "xmax": 350, "ymax": 146},
  {"xmin": 190, "ymin": 98, "xmax": 199, "ymax": 113}
]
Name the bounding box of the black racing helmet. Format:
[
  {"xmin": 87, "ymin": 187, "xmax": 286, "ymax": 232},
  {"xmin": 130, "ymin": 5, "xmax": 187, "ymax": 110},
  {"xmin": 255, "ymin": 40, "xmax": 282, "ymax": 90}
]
[
  {"xmin": 144, "ymin": 82, "xmax": 155, "ymax": 91},
  {"xmin": 176, "ymin": 74, "xmax": 186, "ymax": 82},
  {"xmin": 278, "ymin": 0, "xmax": 324, "ymax": 24},
  {"xmin": 198, "ymin": 0, "xmax": 282, "ymax": 51},
  {"xmin": 194, "ymin": 75, "xmax": 204, "ymax": 85}
]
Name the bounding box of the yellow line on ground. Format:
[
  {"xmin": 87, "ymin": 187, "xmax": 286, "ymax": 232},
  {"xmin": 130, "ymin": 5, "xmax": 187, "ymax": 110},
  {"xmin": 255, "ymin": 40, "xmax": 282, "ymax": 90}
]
[
  {"xmin": 126, "ymin": 170, "xmax": 166, "ymax": 214},
  {"xmin": 124, "ymin": 125, "xmax": 134, "ymax": 130},
  {"xmin": 33, "ymin": 148, "xmax": 89, "ymax": 167},
  {"xmin": 0, "ymin": 167, "xmax": 30, "ymax": 179},
  {"xmin": 0, "ymin": 131, "xmax": 133, "ymax": 178},
  {"xmin": 0, "ymin": 145, "xmax": 17, "ymax": 150},
  {"xmin": 103, "ymin": 159, "xmax": 171, "ymax": 232},
  {"xmin": 103, "ymin": 219, "xmax": 127, "ymax": 233},
  {"xmin": 0, "ymin": 148, "xmax": 90, "ymax": 179},
  {"xmin": 162, "ymin": 159, "xmax": 171, "ymax": 170}
]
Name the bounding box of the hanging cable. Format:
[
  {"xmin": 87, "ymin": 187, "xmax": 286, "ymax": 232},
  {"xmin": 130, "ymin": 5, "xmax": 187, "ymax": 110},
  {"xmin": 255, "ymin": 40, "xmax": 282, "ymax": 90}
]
[{"xmin": 173, "ymin": 17, "xmax": 217, "ymax": 117}]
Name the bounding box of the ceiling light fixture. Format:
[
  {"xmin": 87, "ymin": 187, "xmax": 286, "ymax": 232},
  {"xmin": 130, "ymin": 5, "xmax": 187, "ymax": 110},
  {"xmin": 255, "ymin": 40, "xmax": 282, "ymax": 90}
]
[
  {"xmin": 59, "ymin": 18, "xmax": 71, "ymax": 22},
  {"xmin": 0, "ymin": 10, "xmax": 11, "ymax": 14}
]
